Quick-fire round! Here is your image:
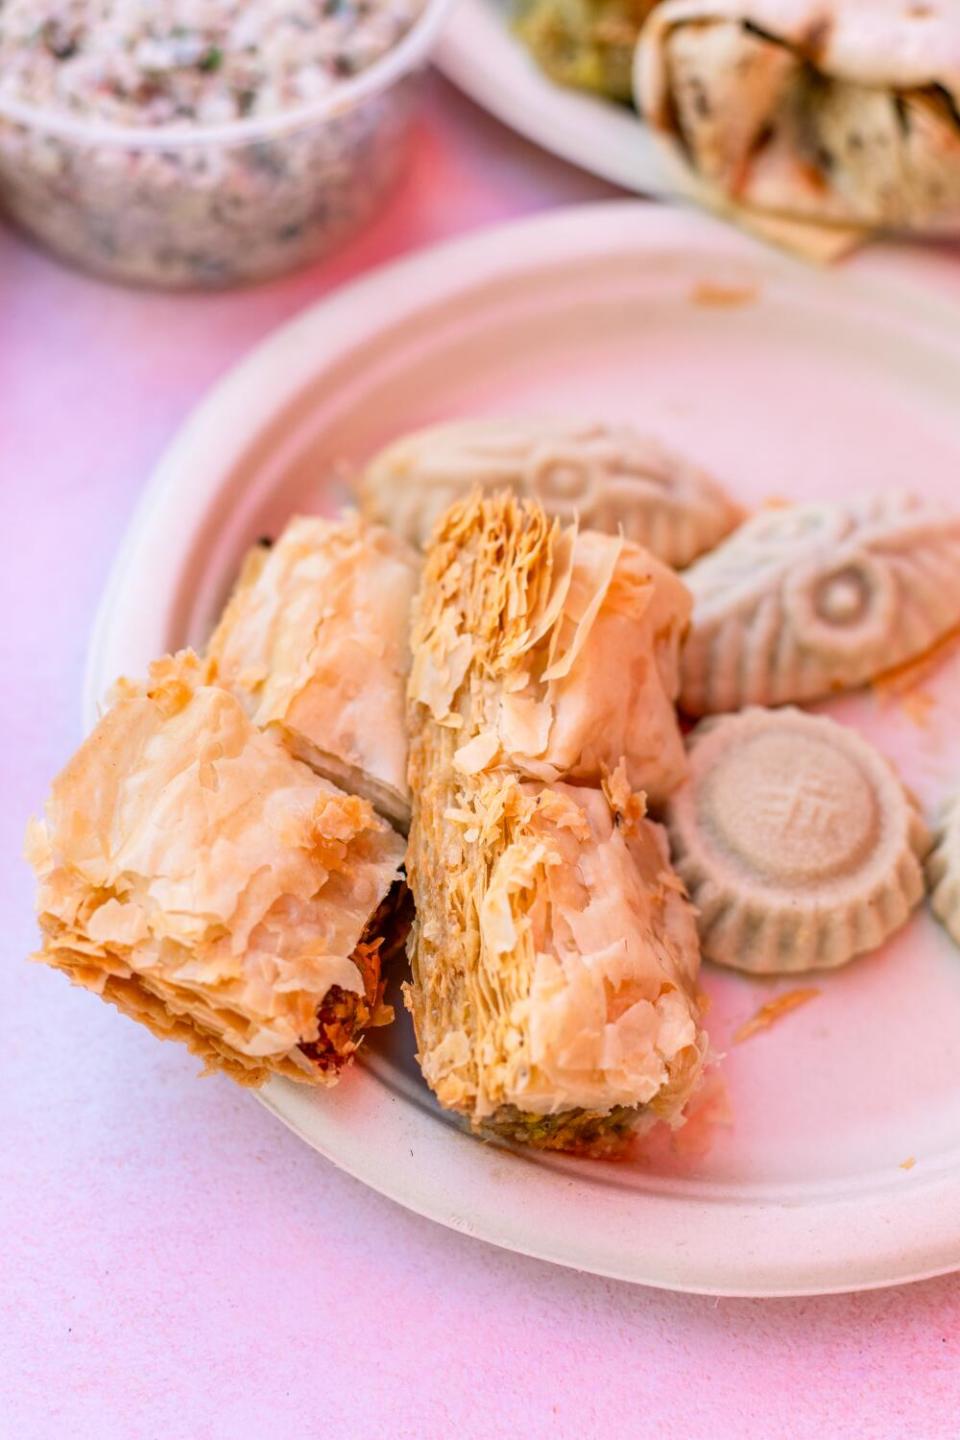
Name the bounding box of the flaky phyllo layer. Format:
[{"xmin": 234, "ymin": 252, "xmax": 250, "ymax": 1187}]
[
  {"xmin": 208, "ymin": 513, "xmax": 419, "ymax": 830},
  {"xmin": 407, "ymin": 490, "xmax": 691, "ymax": 804},
  {"xmin": 406, "ymin": 495, "xmax": 706, "ymax": 1148},
  {"xmin": 406, "ymin": 773, "xmax": 705, "ymax": 1125},
  {"xmin": 27, "ymin": 651, "xmax": 405, "ymax": 1086}
]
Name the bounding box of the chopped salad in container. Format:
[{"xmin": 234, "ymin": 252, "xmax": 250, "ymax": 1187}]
[{"xmin": 0, "ymin": 0, "xmax": 452, "ymax": 286}]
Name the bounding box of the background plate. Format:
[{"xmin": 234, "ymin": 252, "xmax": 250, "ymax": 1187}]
[
  {"xmin": 435, "ymin": 0, "xmax": 668, "ymax": 193},
  {"xmin": 85, "ymin": 204, "xmax": 960, "ymax": 1296}
]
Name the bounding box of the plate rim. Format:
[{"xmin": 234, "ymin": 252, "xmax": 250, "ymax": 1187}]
[
  {"xmin": 434, "ymin": 0, "xmax": 669, "ymax": 194},
  {"xmin": 84, "ymin": 200, "xmax": 960, "ymax": 1296}
]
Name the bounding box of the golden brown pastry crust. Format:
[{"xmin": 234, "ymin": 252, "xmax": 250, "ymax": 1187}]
[
  {"xmin": 27, "ymin": 651, "xmax": 405, "ymax": 1086},
  {"xmin": 405, "ymin": 495, "xmax": 706, "ymax": 1152},
  {"xmin": 207, "ymin": 514, "xmax": 418, "ymax": 830},
  {"xmin": 407, "ymin": 491, "xmax": 691, "ymax": 804}
]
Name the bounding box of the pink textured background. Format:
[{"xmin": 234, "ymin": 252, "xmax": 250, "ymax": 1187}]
[{"xmin": 4, "ymin": 74, "xmax": 960, "ymax": 1440}]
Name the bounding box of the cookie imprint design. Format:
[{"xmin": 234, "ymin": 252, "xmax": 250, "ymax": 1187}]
[
  {"xmin": 665, "ymin": 707, "xmax": 931, "ymax": 974},
  {"xmin": 681, "ymin": 492, "xmax": 960, "ymax": 714},
  {"xmin": 928, "ymin": 791, "xmax": 960, "ymax": 948},
  {"xmin": 360, "ymin": 418, "xmax": 742, "ymax": 567}
]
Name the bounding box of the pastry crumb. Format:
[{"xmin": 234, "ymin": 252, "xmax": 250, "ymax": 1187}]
[
  {"xmin": 900, "ymin": 690, "xmax": 937, "ymax": 728},
  {"xmin": 900, "ymin": 1156, "xmax": 917, "ymax": 1171},
  {"xmin": 689, "ymin": 281, "xmax": 759, "ymax": 309},
  {"xmin": 733, "ymin": 987, "xmax": 820, "ymax": 1044}
]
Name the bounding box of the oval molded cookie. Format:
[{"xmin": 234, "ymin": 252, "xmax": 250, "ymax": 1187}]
[
  {"xmin": 680, "ymin": 492, "xmax": 960, "ymax": 715},
  {"xmin": 360, "ymin": 418, "xmax": 742, "ymax": 567},
  {"xmin": 664, "ymin": 707, "xmax": 931, "ymax": 974},
  {"xmin": 928, "ymin": 791, "xmax": 960, "ymax": 947}
]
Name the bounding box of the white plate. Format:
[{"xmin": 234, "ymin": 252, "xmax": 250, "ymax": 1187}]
[
  {"xmin": 85, "ymin": 203, "xmax": 960, "ymax": 1297},
  {"xmin": 436, "ymin": 0, "xmax": 668, "ymax": 194}
]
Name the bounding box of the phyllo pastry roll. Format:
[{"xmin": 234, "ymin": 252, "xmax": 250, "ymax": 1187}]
[
  {"xmin": 636, "ymin": 0, "xmax": 960, "ymax": 251},
  {"xmin": 405, "ymin": 769, "xmax": 707, "ymax": 1153},
  {"xmin": 680, "ymin": 492, "xmax": 960, "ymax": 715},
  {"xmin": 26, "ymin": 652, "xmax": 406, "ymax": 1086},
  {"xmin": 361, "ymin": 418, "xmax": 741, "ymax": 569},
  {"xmin": 208, "ymin": 513, "xmax": 418, "ymax": 830},
  {"xmin": 407, "ymin": 491, "xmax": 692, "ymax": 805},
  {"xmin": 665, "ymin": 708, "xmax": 930, "ymax": 974}
]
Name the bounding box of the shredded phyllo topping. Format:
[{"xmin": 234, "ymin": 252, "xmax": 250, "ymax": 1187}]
[
  {"xmin": 405, "ymin": 494, "xmax": 707, "ymax": 1146},
  {"xmin": 409, "ymin": 491, "xmax": 692, "ymax": 804}
]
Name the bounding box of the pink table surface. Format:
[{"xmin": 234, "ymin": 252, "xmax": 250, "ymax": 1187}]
[{"xmin": 4, "ymin": 71, "xmax": 960, "ymax": 1440}]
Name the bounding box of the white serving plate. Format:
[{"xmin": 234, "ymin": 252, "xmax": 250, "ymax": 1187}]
[
  {"xmin": 85, "ymin": 203, "xmax": 960, "ymax": 1297},
  {"xmin": 436, "ymin": 0, "xmax": 668, "ymax": 193}
]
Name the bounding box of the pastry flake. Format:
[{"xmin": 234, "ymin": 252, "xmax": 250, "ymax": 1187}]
[
  {"xmin": 680, "ymin": 492, "xmax": 960, "ymax": 715},
  {"xmin": 360, "ymin": 418, "xmax": 741, "ymax": 568},
  {"xmin": 26, "ymin": 652, "xmax": 406, "ymax": 1086},
  {"xmin": 636, "ymin": 0, "xmax": 960, "ymax": 246},
  {"xmin": 208, "ymin": 513, "xmax": 418, "ymax": 830},
  {"xmin": 408, "ymin": 491, "xmax": 692, "ymax": 805},
  {"xmin": 664, "ymin": 707, "xmax": 931, "ymax": 974}
]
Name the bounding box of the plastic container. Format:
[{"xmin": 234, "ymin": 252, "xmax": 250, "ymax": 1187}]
[{"xmin": 0, "ymin": 0, "xmax": 452, "ymax": 289}]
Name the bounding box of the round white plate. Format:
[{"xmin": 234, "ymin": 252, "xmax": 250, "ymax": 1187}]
[
  {"xmin": 435, "ymin": 0, "xmax": 667, "ymax": 194},
  {"xmin": 86, "ymin": 204, "xmax": 960, "ymax": 1297}
]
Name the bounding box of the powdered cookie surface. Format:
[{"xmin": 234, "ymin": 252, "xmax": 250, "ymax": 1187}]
[
  {"xmin": 665, "ymin": 707, "xmax": 930, "ymax": 974},
  {"xmin": 928, "ymin": 792, "xmax": 960, "ymax": 948},
  {"xmin": 681, "ymin": 493, "xmax": 960, "ymax": 715},
  {"xmin": 361, "ymin": 418, "xmax": 741, "ymax": 567}
]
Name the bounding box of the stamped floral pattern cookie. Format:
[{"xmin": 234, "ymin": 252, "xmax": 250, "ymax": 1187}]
[
  {"xmin": 664, "ymin": 707, "xmax": 931, "ymax": 974},
  {"xmin": 360, "ymin": 418, "xmax": 742, "ymax": 567},
  {"xmin": 680, "ymin": 492, "xmax": 960, "ymax": 715}
]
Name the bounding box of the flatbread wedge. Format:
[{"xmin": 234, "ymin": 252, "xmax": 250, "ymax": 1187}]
[{"xmin": 636, "ymin": 0, "xmax": 960, "ymax": 254}]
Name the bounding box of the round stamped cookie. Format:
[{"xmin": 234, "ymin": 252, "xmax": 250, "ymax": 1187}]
[
  {"xmin": 928, "ymin": 792, "xmax": 960, "ymax": 948},
  {"xmin": 664, "ymin": 707, "xmax": 931, "ymax": 975}
]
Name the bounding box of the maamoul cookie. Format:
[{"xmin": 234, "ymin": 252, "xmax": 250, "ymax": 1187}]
[
  {"xmin": 681, "ymin": 492, "xmax": 960, "ymax": 715},
  {"xmin": 360, "ymin": 418, "xmax": 741, "ymax": 567},
  {"xmin": 928, "ymin": 792, "xmax": 960, "ymax": 947},
  {"xmin": 664, "ymin": 707, "xmax": 931, "ymax": 974}
]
